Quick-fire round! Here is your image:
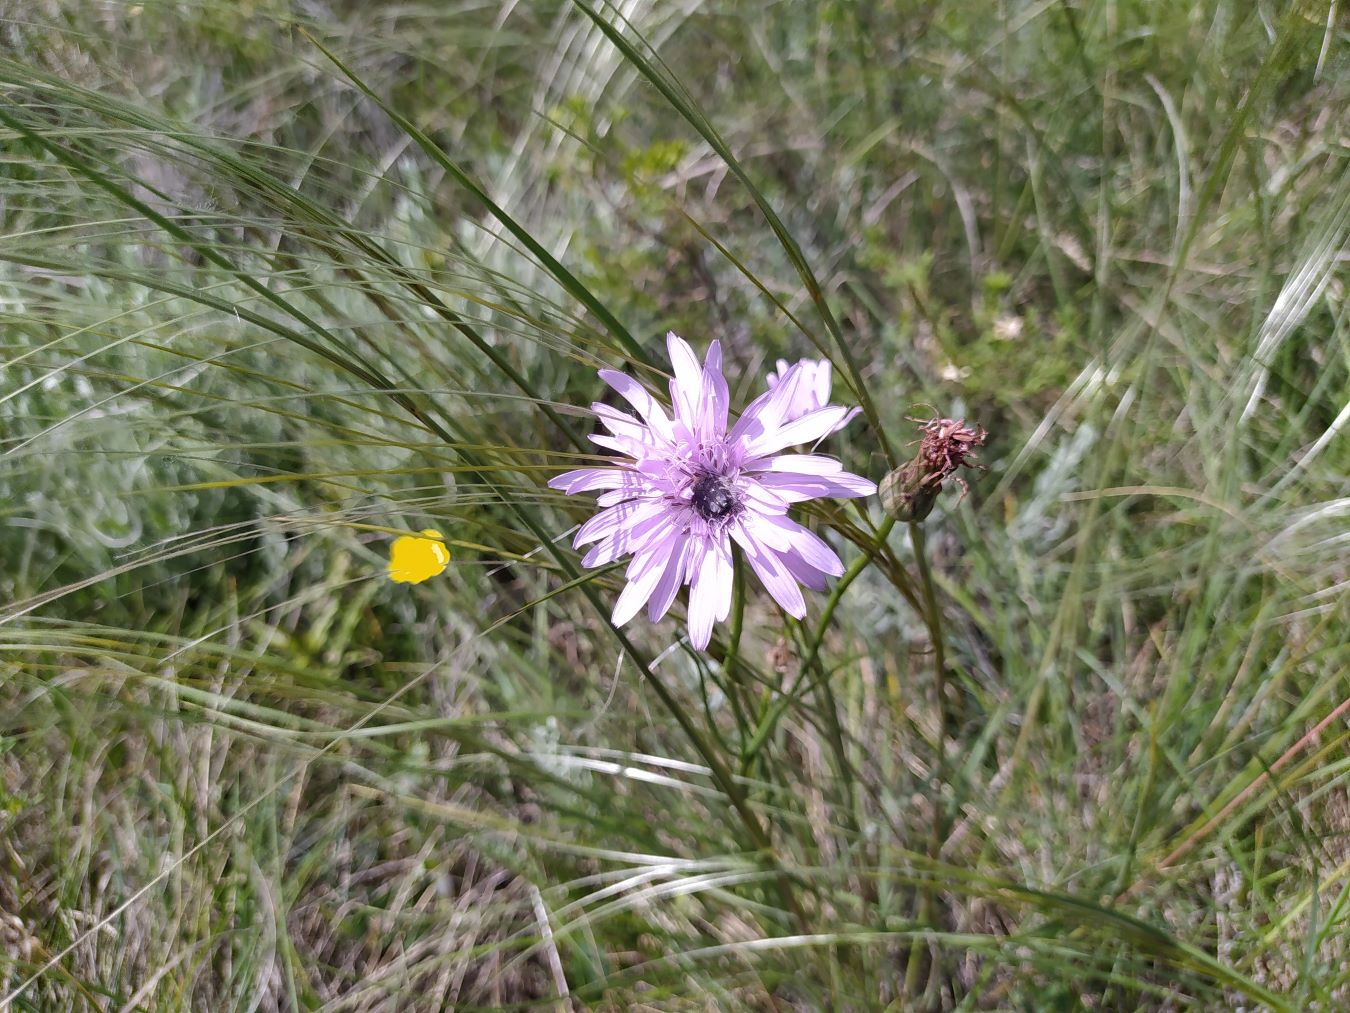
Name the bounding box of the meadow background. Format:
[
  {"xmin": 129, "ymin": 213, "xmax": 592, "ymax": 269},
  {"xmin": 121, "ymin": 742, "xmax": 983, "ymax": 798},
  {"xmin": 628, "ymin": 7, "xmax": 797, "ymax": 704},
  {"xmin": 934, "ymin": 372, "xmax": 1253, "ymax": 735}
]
[{"xmin": 2, "ymin": 1, "xmax": 1348, "ymax": 1009}]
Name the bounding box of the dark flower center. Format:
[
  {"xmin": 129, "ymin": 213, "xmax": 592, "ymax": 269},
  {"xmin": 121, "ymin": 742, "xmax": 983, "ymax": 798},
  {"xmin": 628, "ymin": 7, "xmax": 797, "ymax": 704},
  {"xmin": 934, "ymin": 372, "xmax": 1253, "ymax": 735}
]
[{"xmin": 690, "ymin": 472, "xmax": 737, "ymax": 521}]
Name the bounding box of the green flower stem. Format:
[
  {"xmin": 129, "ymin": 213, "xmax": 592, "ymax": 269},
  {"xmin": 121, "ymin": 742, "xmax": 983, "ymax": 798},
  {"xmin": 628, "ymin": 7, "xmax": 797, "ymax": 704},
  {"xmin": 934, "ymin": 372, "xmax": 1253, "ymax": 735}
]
[
  {"xmin": 910, "ymin": 523, "xmax": 949, "ymax": 847},
  {"xmin": 579, "ymin": 585, "xmax": 809, "ymax": 932},
  {"xmin": 722, "ymin": 547, "xmax": 753, "ymax": 741},
  {"xmin": 908, "ymin": 520, "xmax": 949, "ymax": 998},
  {"xmin": 740, "ymin": 515, "xmax": 896, "ymax": 775}
]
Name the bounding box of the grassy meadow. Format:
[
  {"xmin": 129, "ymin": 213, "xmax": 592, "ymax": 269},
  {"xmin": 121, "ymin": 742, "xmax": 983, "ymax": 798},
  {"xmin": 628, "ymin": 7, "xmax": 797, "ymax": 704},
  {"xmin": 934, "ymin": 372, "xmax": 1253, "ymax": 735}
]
[{"xmin": 2, "ymin": 1, "xmax": 1348, "ymax": 1009}]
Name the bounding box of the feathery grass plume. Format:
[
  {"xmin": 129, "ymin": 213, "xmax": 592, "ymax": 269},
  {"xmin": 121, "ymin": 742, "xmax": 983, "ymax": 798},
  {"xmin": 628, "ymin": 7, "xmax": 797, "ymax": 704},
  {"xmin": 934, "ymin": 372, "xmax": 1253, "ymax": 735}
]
[{"xmin": 549, "ymin": 333, "xmax": 874, "ymax": 648}]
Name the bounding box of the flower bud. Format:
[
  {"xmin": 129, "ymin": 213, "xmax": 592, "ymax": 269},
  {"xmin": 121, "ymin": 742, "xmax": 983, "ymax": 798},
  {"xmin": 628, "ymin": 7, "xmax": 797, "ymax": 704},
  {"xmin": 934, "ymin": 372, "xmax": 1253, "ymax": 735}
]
[{"xmin": 880, "ymin": 459, "xmax": 941, "ymax": 522}]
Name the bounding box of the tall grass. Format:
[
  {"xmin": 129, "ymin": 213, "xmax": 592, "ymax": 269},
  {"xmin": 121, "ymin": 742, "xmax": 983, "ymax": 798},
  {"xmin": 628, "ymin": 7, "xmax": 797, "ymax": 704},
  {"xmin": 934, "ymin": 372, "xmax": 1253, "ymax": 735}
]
[{"xmin": 2, "ymin": 1, "xmax": 1347, "ymax": 1009}]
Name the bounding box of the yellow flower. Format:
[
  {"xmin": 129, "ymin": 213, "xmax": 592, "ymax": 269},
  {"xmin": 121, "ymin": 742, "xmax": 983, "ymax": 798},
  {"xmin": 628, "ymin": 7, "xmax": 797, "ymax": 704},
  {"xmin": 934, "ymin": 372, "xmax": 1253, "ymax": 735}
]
[{"xmin": 388, "ymin": 529, "xmax": 450, "ymax": 584}]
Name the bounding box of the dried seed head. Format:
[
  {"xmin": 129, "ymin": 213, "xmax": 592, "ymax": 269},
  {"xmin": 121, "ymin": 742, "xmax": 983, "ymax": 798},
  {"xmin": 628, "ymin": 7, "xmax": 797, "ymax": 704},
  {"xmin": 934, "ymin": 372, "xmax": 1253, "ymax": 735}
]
[{"xmin": 880, "ymin": 415, "xmax": 987, "ymax": 522}]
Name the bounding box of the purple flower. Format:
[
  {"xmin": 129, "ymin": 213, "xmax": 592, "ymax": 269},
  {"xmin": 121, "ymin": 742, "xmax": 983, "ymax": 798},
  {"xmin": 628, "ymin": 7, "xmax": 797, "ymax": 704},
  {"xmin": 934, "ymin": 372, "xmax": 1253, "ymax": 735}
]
[{"xmin": 549, "ymin": 333, "xmax": 876, "ymax": 650}]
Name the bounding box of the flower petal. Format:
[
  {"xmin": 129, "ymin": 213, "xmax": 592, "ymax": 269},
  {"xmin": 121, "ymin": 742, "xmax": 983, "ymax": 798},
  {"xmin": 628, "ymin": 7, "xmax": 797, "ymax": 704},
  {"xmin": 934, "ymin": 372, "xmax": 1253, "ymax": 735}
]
[
  {"xmin": 611, "ymin": 539, "xmax": 675, "ymax": 627},
  {"xmin": 598, "ymin": 368, "xmax": 674, "ymax": 441},
  {"xmin": 666, "ymin": 332, "xmax": 704, "ymax": 427},
  {"xmin": 777, "ymin": 545, "xmax": 831, "ymax": 592},
  {"xmin": 647, "ymin": 530, "xmax": 691, "ymax": 622},
  {"xmin": 763, "ymin": 359, "xmax": 829, "ymax": 422},
  {"xmin": 731, "ymin": 521, "xmax": 806, "ymax": 619},
  {"xmin": 742, "ymin": 404, "xmax": 853, "ymax": 457},
  {"xmin": 575, "ymin": 498, "xmax": 664, "ymax": 547},
  {"xmin": 596, "ymin": 482, "xmax": 646, "ymax": 507},
  {"xmin": 739, "ymin": 481, "xmax": 791, "ymax": 515},
  {"xmin": 684, "ymin": 538, "xmax": 717, "ymax": 649},
  {"xmin": 548, "ymin": 467, "xmax": 627, "ymax": 494},
  {"xmin": 756, "ymin": 470, "xmax": 877, "ymax": 501},
  {"xmin": 703, "ymin": 340, "xmax": 730, "ymax": 439},
  {"xmin": 592, "ymin": 402, "xmax": 648, "ymax": 441},
  {"xmin": 729, "ymin": 362, "xmax": 804, "ymax": 443},
  {"xmin": 756, "ymin": 514, "xmax": 844, "ymax": 577},
  {"xmin": 808, "ymin": 359, "xmax": 832, "ymax": 412},
  {"xmin": 707, "ymin": 531, "xmax": 734, "ymax": 622},
  {"xmin": 705, "ymin": 341, "xmax": 725, "ymax": 374},
  {"xmin": 735, "ymin": 509, "xmax": 792, "ymax": 551},
  {"xmin": 582, "ymin": 505, "xmax": 676, "ymax": 567},
  {"xmin": 684, "ymin": 532, "xmax": 734, "ymax": 642},
  {"xmin": 589, "ymin": 431, "xmax": 661, "ymax": 459},
  {"xmin": 388, "ymin": 529, "xmax": 450, "ymax": 584},
  {"xmin": 744, "ymin": 453, "xmax": 845, "ymax": 476}
]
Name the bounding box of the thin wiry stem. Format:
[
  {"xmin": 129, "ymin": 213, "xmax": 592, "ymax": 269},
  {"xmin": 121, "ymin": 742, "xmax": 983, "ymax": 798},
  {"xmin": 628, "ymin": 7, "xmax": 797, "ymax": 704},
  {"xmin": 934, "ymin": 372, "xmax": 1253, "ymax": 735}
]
[
  {"xmin": 740, "ymin": 516, "xmax": 896, "ymax": 778},
  {"xmin": 911, "ymin": 523, "xmax": 949, "ymax": 847},
  {"xmin": 722, "ymin": 549, "xmax": 754, "ymax": 745},
  {"xmin": 906, "ymin": 521, "xmax": 949, "ymax": 999}
]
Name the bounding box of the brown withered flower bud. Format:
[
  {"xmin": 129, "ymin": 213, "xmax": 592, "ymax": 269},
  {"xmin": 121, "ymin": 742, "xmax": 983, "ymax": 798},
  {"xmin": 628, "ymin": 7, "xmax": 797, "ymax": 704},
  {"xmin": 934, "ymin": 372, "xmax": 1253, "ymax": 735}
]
[{"xmin": 880, "ymin": 415, "xmax": 987, "ymax": 522}]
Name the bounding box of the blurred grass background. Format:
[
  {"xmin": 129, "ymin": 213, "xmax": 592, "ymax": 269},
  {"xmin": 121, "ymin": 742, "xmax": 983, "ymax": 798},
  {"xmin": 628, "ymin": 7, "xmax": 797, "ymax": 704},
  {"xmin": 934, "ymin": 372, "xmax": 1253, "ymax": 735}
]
[{"xmin": 1, "ymin": 1, "xmax": 1347, "ymax": 1009}]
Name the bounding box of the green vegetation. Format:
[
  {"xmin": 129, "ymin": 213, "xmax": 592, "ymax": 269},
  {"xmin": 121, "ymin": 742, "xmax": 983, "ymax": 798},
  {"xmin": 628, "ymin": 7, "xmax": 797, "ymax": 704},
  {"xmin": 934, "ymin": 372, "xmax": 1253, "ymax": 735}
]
[{"xmin": 2, "ymin": 1, "xmax": 1347, "ymax": 1009}]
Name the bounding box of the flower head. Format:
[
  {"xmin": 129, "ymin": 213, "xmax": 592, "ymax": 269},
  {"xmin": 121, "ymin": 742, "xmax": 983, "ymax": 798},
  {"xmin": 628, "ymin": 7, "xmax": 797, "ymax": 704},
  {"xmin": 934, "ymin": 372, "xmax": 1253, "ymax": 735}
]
[
  {"xmin": 388, "ymin": 529, "xmax": 450, "ymax": 583},
  {"xmin": 879, "ymin": 415, "xmax": 987, "ymax": 522},
  {"xmin": 550, "ymin": 333, "xmax": 876, "ymax": 649}
]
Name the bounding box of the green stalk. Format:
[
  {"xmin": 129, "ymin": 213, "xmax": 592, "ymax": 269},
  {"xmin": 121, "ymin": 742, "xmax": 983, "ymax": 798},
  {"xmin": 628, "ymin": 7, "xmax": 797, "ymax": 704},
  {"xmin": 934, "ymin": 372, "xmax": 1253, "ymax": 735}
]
[
  {"xmin": 740, "ymin": 516, "xmax": 895, "ymax": 774},
  {"xmin": 907, "ymin": 521, "xmax": 949, "ymax": 999},
  {"xmin": 722, "ymin": 550, "xmax": 753, "ymax": 744},
  {"xmin": 911, "ymin": 523, "xmax": 949, "ymax": 847}
]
